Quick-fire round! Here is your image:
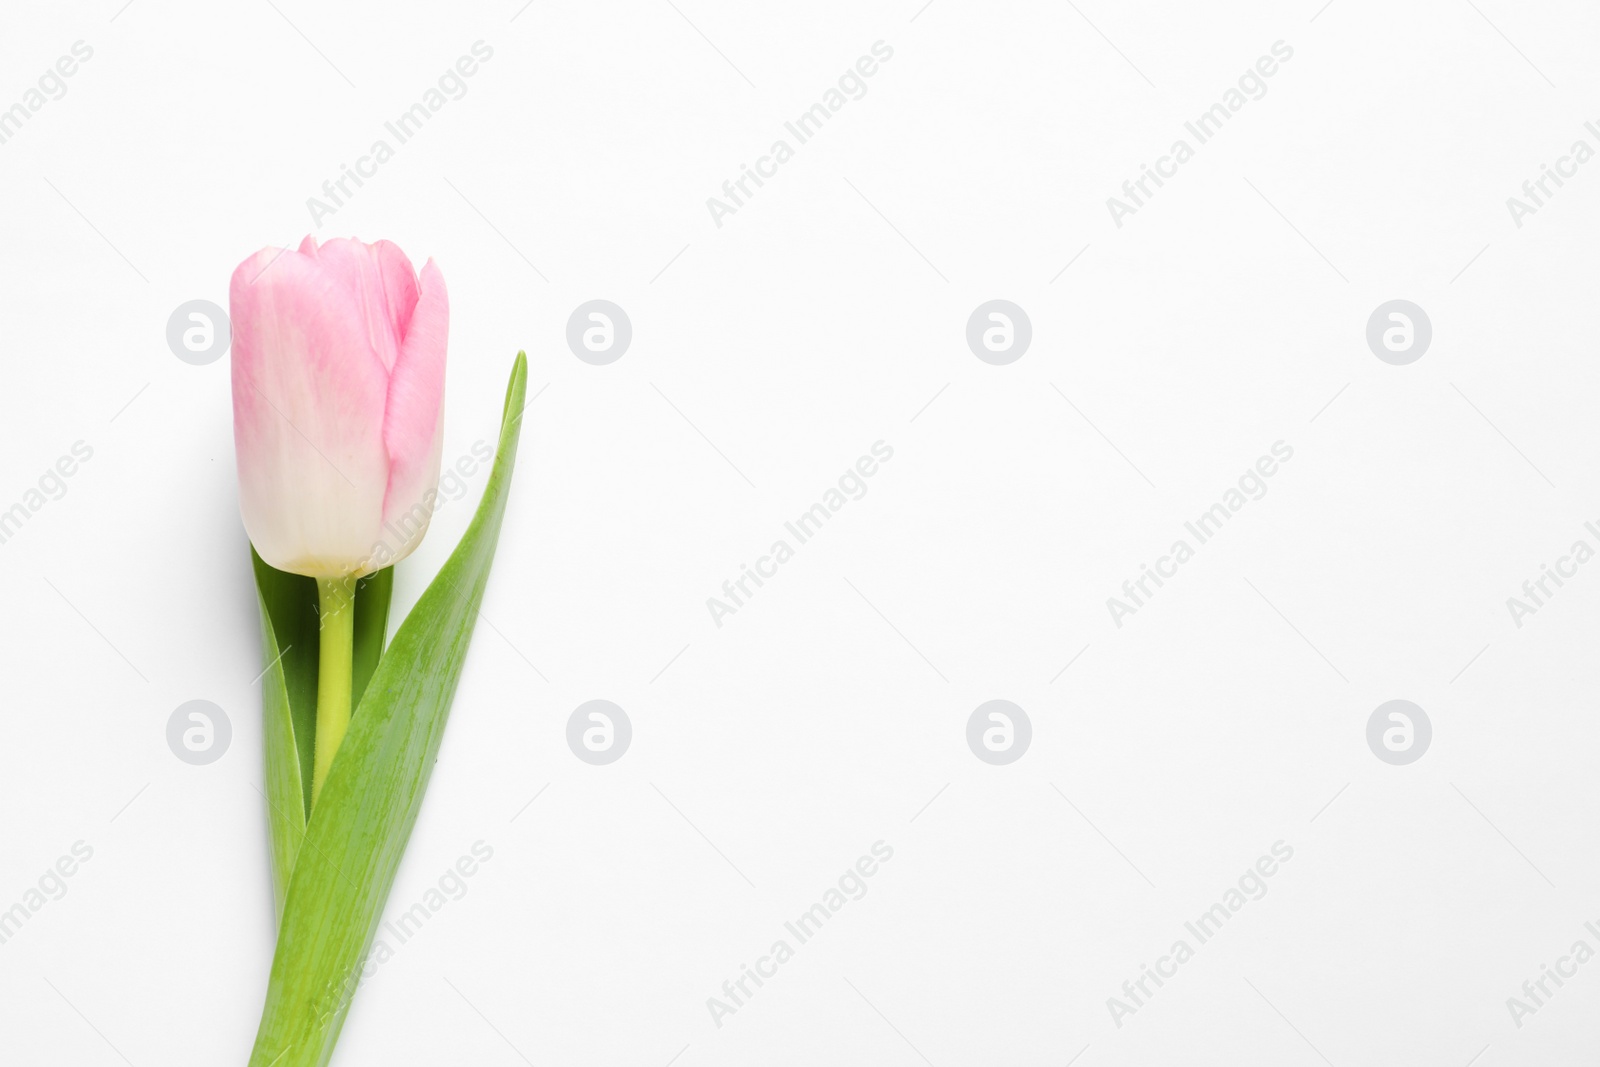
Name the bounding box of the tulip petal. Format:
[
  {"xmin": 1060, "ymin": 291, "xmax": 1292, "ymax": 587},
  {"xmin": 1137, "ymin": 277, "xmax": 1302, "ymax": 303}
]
[
  {"xmin": 379, "ymin": 258, "xmax": 448, "ymax": 550},
  {"xmin": 231, "ymin": 247, "xmax": 392, "ymax": 576},
  {"xmin": 296, "ymin": 237, "xmax": 418, "ymax": 373}
]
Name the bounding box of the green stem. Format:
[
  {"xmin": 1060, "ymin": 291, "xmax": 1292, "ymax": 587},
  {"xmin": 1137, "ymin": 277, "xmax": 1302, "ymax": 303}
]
[{"xmin": 312, "ymin": 575, "xmax": 356, "ymax": 806}]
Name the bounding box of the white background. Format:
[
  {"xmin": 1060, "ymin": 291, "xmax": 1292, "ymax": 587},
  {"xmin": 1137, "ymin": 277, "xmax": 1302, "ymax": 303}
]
[{"xmin": 1, "ymin": 0, "xmax": 1598, "ymax": 1064}]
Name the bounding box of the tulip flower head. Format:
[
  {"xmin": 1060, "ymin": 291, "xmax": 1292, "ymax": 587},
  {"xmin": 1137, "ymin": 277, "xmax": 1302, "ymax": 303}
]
[{"xmin": 231, "ymin": 236, "xmax": 448, "ymax": 580}]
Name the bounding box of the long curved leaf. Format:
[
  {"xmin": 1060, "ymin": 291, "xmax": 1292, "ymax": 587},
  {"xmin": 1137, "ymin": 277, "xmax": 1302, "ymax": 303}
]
[
  {"xmin": 249, "ymin": 352, "xmax": 528, "ymax": 1066},
  {"xmin": 250, "ymin": 555, "xmax": 315, "ymax": 910}
]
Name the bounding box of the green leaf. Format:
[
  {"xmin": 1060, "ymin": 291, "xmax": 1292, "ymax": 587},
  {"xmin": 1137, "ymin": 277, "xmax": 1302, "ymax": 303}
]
[
  {"xmin": 249, "ymin": 352, "xmax": 528, "ymax": 1067},
  {"xmin": 350, "ymin": 568, "xmax": 393, "ymax": 712},
  {"xmin": 251, "ymin": 554, "xmax": 393, "ymax": 910},
  {"xmin": 250, "ymin": 550, "xmax": 317, "ymax": 909}
]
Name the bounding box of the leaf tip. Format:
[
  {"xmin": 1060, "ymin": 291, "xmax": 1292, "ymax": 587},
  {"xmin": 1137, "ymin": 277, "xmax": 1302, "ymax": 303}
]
[{"xmin": 503, "ymin": 352, "xmax": 529, "ymax": 426}]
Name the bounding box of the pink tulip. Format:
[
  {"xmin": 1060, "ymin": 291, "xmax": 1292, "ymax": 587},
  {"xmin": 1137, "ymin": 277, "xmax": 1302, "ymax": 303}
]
[{"xmin": 230, "ymin": 236, "xmax": 448, "ymax": 579}]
